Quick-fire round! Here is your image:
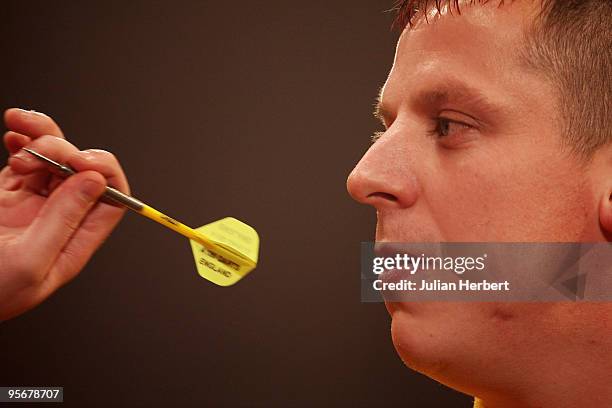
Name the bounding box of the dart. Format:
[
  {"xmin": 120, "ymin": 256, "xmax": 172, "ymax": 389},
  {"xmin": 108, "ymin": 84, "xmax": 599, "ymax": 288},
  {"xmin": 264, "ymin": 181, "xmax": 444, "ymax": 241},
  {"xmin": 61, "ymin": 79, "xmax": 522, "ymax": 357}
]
[{"xmin": 22, "ymin": 147, "xmax": 260, "ymax": 287}]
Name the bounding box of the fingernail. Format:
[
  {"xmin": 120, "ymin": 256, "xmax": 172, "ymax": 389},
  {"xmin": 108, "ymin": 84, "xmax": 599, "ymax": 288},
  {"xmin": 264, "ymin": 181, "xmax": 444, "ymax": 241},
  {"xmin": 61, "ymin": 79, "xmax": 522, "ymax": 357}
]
[
  {"xmin": 17, "ymin": 108, "xmax": 47, "ymax": 117},
  {"xmin": 79, "ymin": 178, "xmax": 105, "ymax": 201},
  {"xmin": 29, "ymin": 110, "xmax": 48, "ymax": 117}
]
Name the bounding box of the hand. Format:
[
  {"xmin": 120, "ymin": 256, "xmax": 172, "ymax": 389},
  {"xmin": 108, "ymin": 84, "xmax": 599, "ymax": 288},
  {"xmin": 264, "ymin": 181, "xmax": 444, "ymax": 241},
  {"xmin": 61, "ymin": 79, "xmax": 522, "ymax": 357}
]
[{"xmin": 0, "ymin": 108, "xmax": 129, "ymax": 321}]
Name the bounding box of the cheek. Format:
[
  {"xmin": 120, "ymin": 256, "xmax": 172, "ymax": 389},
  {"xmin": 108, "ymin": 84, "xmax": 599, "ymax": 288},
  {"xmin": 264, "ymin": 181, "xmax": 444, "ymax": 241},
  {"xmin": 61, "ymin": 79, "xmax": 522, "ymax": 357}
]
[{"xmin": 427, "ymin": 151, "xmax": 592, "ymax": 241}]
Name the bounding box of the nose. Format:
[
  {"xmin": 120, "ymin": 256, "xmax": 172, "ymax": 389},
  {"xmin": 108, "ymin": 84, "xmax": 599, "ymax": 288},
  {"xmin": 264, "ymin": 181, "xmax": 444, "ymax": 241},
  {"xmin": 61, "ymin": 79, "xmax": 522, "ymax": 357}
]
[{"xmin": 347, "ymin": 134, "xmax": 420, "ymax": 210}]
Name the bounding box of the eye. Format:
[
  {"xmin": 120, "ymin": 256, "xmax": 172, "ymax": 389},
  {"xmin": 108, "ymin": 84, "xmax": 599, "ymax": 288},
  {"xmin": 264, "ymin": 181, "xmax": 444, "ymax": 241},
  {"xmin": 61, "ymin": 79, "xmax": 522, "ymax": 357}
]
[{"xmin": 432, "ymin": 117, "xmax": 472, "ymax": 138}]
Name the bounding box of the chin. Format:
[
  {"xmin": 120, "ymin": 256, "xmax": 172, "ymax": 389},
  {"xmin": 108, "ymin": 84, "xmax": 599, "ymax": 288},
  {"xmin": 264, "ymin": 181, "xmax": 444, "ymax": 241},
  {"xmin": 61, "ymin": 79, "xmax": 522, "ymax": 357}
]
[
  {"xmin": 387, "ymin": 302, "xmax": 491, "ymax": 380},
  {"xmin": 389, "ymin": 308, "xmax": 452, "ymax": 377}
]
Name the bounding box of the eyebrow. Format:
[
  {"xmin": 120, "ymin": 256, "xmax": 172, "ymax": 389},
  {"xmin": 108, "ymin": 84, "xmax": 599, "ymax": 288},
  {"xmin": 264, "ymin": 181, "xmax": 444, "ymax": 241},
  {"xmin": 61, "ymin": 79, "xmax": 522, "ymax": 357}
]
[
  {"xmin": 416, "ymin": 82, "xmax": 500, "ymax": 114},
  {"xmin": 374, "ymin": 80, "xmax": 503, "ymax": 126}
]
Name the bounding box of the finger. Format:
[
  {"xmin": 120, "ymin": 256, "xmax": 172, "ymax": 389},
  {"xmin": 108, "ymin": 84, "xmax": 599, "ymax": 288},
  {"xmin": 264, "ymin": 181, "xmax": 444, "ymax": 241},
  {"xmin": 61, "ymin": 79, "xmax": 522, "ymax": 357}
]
[
  {"xmin": 2, "ymin": 132, "xmax": 51, "ymax": 193},
  {"xmin": 7, "ymin": 135, "xmax": 79, "ymax": 194},
  {"xmin": 8, "ymin": 135, "xmax": 79, "ymax": 176},
  {"xmin": 45, "ymin": 149, "xmax": 130, "ymax": 198},
  {"xmin": 20, "ymin": 171, "xmax": 107, "ymax": 276},
  {"xmin": 47, "ymin": 174, "xmax": 66, "ymax": 195},
  {"xmin": 47, "ymin": 196, "xmax": 126, "ymax": 287},
  {"xmin": 0, "ymin": 166, "xmax": 24, "ymax": 191},
  {"xmin": 44, "ymin": 151, "xmax": 131, "ymax": 287},
  {"xmin": 67, "ymin": 149, "xmax": 130, "ymax": 195},
  {"xmin": 4, "ymin": 108, "xmax": 65, "ymax": 139},
  {"xmin": 3, "ymin": 131, "xmax": 32, "ymax": 155}
]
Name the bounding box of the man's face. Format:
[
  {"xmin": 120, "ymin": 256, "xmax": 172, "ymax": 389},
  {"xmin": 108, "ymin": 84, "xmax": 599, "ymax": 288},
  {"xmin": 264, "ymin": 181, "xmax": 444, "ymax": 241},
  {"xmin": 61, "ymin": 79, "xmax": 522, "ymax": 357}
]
[{"xmin": 347, "ymin": 1, "xmax": 606, "ymax": 397}]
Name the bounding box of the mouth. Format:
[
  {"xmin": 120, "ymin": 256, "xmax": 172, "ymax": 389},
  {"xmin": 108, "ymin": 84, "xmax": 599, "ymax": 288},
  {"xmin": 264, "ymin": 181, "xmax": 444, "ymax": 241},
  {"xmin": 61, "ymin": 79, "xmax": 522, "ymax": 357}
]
[
  {"xmin": 379, "ymin": 267, "xmax": 412, "ymax": 284},
  {"xmin": 374, "ymin": 242, "xmax": 424, "ymax": 276},
  {"xmin": 373, "ymin": 242, "xmax": 443, "ymax": 307},
  {"xmin": 374, "ymin": 241, "xmax": 409, "ymax": 257},
  {"xmin": 372, "ymin": 242, "xmax": 443, "ymax": 311}
]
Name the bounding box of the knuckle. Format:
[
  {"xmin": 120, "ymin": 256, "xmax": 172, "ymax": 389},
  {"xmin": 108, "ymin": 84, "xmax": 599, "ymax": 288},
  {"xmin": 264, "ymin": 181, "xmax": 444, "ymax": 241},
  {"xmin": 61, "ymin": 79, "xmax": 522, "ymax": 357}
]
[
  {"xmin": 30, "ymin": 134, "xmax": 52, "ymax": 147},
  {"xmin": 78, "ymin": 150, "xmax": 124, "ymax": 178},
  {"xmin": 56, "ymin": 213, "xmax": 81, "ymax": 242},
  {"xmin": 37, "ymin": 134, "xmax": 62, "ymax": 143},
  {"xmin": 33, "ymin": 134, "xmax": 73, "ymax": 151},
  {"xmin": 85, "ymin": 149, "xmax": 118, "ymax": 164},
  {"xmin": 58, "ymin": 192, "xmax": 91, "ymax": 230}
]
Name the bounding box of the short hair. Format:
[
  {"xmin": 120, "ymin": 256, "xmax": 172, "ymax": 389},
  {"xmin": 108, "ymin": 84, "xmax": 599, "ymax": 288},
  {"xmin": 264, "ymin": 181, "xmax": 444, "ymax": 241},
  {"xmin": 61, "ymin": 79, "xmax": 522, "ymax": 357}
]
[{"xmin": 392, "ymin": 0, "xmax": 612, "ymax": 158}]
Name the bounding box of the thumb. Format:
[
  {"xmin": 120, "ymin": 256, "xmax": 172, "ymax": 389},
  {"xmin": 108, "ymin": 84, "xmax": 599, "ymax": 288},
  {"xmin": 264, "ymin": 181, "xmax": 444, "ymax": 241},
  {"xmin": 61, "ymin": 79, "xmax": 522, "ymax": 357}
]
[{"xmin": 23, "ymin": 171, "xmax": 107, "ymax": 274}]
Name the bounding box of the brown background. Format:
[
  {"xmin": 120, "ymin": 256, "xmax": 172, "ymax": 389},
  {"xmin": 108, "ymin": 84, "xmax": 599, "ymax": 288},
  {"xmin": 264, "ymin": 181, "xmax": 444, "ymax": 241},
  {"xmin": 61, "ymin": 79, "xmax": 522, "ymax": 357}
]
[{"xmin": 0, "ymin": 1, "xmax": 470, "ymax": 406}]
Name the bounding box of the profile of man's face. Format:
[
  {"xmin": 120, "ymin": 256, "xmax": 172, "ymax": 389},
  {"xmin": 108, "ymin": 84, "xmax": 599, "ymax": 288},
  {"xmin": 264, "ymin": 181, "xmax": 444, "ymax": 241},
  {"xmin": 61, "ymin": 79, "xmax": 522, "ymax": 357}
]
[{"xmin": 347, "ymin": 1, "xmax": 609, "ymax": 399}]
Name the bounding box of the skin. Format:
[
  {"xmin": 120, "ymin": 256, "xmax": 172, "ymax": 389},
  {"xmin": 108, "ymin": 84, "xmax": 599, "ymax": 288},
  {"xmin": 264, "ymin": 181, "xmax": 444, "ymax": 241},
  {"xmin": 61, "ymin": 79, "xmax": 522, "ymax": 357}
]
[
  {"xmin": 0, "ymin": 108, "xmax": 128, "ymax": 321},
  {"xmin": 347, "ymin": 2, "xmax": 612, "ymax": 407}
]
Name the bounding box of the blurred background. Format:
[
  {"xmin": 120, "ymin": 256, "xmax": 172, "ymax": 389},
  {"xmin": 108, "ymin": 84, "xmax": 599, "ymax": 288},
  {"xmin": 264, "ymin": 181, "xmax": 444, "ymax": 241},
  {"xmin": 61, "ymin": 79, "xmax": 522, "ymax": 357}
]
[{"xmin": 0, "ymin": 1, "xmax": 470, "ymax": 406}]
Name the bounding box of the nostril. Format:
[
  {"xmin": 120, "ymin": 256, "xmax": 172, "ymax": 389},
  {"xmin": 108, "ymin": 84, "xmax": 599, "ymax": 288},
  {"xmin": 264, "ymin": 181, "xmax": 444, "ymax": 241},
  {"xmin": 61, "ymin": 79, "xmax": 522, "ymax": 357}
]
[{"xmin": 367, "ymin": 192, "xmax": 398, "ymax": 202}]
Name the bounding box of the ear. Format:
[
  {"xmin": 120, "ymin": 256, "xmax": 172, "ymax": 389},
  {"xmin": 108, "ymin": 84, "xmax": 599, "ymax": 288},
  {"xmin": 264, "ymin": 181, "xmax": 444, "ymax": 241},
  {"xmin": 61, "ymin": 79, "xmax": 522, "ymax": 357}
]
[
  {"xmin": 597, "ymin": 143, "xmax": 612, "ymax": 239},
  {"xmin": 600, "ymin": 190, "xmax": 612, "ymax": 239}
]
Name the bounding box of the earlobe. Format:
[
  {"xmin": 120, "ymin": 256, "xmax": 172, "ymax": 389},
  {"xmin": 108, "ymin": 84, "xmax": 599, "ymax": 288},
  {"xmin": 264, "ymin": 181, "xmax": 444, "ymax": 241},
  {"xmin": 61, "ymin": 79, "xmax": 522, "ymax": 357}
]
[{"xmin": 600, "ymin": 191, "xmax": 612, "ymax": 239}]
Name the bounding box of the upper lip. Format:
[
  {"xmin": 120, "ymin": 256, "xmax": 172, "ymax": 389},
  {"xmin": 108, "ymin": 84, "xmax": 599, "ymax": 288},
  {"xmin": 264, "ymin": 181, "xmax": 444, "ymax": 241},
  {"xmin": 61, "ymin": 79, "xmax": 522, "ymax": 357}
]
[
  {"xmin": 374, "ymin": 241, "xmax": 442, "ymax": 259},
  {"xmin": 373, "ymin": 243, "xmax": 418, "ymax": 282}
]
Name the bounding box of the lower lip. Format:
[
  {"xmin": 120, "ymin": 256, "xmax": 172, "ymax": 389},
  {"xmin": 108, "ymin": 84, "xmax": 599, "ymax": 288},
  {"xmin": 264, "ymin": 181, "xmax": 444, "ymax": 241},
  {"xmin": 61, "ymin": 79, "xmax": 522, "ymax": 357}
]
[
  {"xmin": 380, "ymin": 267, "xmax": 412, "ymax": 285},
  {"xmin": 378, "ymin": 267, "xmax": 414, "ymax": 305}
]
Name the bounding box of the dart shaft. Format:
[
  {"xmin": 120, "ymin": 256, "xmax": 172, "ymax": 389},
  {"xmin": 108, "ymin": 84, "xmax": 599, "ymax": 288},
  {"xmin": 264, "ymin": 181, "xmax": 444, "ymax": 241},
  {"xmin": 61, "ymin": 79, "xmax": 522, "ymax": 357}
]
[
  {"xmin": 138, "ymin": 205, "xmax": 208, "ymax": 244},
  {"xmin": 90, "ymin": 180, "xmax": 192, "ymax": 243},
  {"xmin": 102, "ymin": 187, "xmax": 206, "ymax": 243},
  {"xmin": 22, "ymin": 147, "xmax": 254, "ymax": 268},
  {"xmin": 123, "ymin": 200, "xmax": 255, "ymax": 269},
  {"xmin": 104, "ymin": 185, "xmax": 145, "ymax": 211}
]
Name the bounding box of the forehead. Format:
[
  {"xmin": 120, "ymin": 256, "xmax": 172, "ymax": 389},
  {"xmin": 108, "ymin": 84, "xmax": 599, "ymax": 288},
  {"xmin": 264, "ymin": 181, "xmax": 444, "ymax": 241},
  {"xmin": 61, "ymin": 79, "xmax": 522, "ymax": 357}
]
[
  {"xmin": 383, "ymin": 2, "xmax": 540, "ymax": 107},
  {"xmin": 404, "ymin": 0, "xmax": 539, "ymax": 32},
  {"xmin": 405, "ymin": 1, "xmax": 531, "ymax": 55}
]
